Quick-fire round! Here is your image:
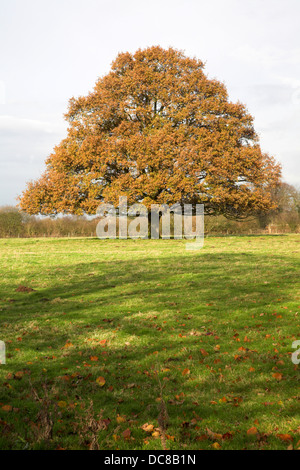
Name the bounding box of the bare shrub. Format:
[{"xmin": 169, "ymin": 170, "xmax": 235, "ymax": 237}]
[
  {"xmin": 78, "ymin": 400, "xmax": 107, "ymax": 450},
  {"xmin": 29, "ymin": 380, "xmax": 55, "ymax": 444}
]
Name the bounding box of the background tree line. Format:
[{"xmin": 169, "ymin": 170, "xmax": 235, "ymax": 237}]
[{"xmin": 1, "ymin": 183, "xmax": 299, "ymax": 238}]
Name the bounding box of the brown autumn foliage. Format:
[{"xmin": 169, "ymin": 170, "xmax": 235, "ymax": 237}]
[{"xmin": 19, "ymin": 46, "xmax": 281, "ymax": 218}]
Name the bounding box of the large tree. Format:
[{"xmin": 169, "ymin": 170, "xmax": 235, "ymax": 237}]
[{"xmin": 19, "ymin": 46, "xmax": 281, "ymax": 218}]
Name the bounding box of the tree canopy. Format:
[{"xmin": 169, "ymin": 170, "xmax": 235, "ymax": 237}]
[{"xmin": 19, "ymin": 46, "xmax": 281, "ymax": 218}]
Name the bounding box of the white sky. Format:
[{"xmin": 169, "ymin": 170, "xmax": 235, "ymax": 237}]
[{"xmin": 0, "ymin": 0, "xmax": 299, "ymax": 205}]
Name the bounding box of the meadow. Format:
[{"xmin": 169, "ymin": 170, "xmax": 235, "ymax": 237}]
[{"xmin": 0, "ymin": 235, "xmax": 299, "ymax": 450}]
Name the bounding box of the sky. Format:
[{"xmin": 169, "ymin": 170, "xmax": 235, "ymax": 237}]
[{"xmin": 0, "ymin": 0, "xmax": 299, "ymax": 206}]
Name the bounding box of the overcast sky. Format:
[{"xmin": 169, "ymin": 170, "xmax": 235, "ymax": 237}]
[{"xmin": 0, "ymin": 0, "xmax": 299, "ymax": 206}]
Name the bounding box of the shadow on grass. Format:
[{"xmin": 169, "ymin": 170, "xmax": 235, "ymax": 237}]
[{"xmin": 0, "ymin": 247, "xmax": 299, "ymax": 448}]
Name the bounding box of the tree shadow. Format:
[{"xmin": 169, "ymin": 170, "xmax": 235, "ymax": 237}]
[{"xmin": 1, "ymin": 247, "xmax": 299, "ymax": 447}]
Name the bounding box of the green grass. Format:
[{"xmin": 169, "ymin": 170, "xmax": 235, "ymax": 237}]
[{"xmin": 0, "ymin": 235, "xmax": 299, "ymax": 450}]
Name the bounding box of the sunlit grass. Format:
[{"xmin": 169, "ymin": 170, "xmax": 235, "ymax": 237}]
[{"xmin": 0, "ymin": 235, "xmax": 299, "ymax": 449}]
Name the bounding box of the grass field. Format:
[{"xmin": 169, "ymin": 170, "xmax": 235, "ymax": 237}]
[{"xmin": 0, "ymin": 235, "xmax": 299, "ymax": 450}]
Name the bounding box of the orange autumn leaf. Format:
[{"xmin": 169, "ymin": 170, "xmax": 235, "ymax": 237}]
[
  {"xmin": 14, "ymin": 371, "xmax": 25, "ymax": 380},
  {"xmin": 90, "ymin": 356, "xmax": 99, "ymax": 362},
  {"xmin": 182, "ymin": 368, "xmax": 190, "ymax": 376},
  {"xmin": 116, "ymin": 415, "xmax": 126, "ymax": 424},
  {"xmin": 96, "ymin": 376, "xmax": 106, "ymax": 387},
  {"xmin": 247, "ymin": 427, "xmax": 258, "ymax": 436},
  {"xmin": 200, "ymin": 349, "xmax": 209, "ymax": 356},
  {"xmin": 272, "ymin": 373, "xmax": 283, "ymax": 381},
  {"xmin": 122, "ymin": 428, "xmax": 131, "ymax": 439},
  {"xmin": 57, "ymin": 401, "xmax": 67, "ymax": 409},
  {"xmin": 212, "ymin": 442, "xmax": 222, "ymax": 449},
  {"xmin": 206, "ymin": 428, "xmax": 223, "ymax": 440},
  {"xmin": 1, "ymin": 405, "xmax": 12, "ymax": 412},
  {"xmin": 277, "ymin": 434, "xmax": 293, "ymax": 442},
  {"xmin": 141, "ymin": 423, "xmax": 154, "ymax": 433}
]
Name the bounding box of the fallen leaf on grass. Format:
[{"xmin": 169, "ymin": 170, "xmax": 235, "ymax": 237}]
[
  {"xmin": 141, "ymin": 423, "xmax": 154, "ymax": 433},
  {"xmin": 277, "ymin": 434, "xmax": 293, "ymax": 443},
  {"xmin": 14, "ymin": 371, "xmax": 25, "ymax": 380},
  {"xmin": 200, "ymin": 349, "xmax": 209, "ymax": 356},
  {"xmin": 116, "ymin": 415, "xmax": 126, "ymax": 424},
  {"xmin": 212, "ymin": 442, "xmax": 221, "ymax": 449},
  {"xmin": 90, "ymin": 356, "xmax": 99, "ymax": 362},
  {"xmin": 96, "ymin": 376, "xmax": 106, "ymax": 387},
  {"xmin": 272, "ymin": 373, "xmax": 283, "ymax": 381},
  {"xmin": 206, "ymin": 428, "xmax": 223, "ymax": 440},
  {"xmin": 247, "ymin": 427, "xmax": 258, "ymax": 435},
  {"xmin": 57, "ymin": 401, "xmax": 67, "ymax": 409},
  {"xmin": 122, "ymin": 428, "xmax": 131, "ymax": 439},
  {"xmin": 1, "ymin": 405, "xmax": 12, "ymax": 412}
]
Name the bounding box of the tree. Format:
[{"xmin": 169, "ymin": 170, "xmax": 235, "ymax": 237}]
[
  {"xmin": 257, "ymin": 182, "xmax": 300, "ymax": 228},
  {"xmin": 274, "ymin": 183, "xmax": 300, "ymax": 214},
  {"xmin": 0, "ymin": 206, "xmax": 24, "ymax": 237},
  {"xmin": 19, "ymin": 46, "xmax": 281, "ymax": 218}
]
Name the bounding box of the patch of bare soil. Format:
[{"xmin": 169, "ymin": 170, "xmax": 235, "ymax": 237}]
[{"xmin": 15, "ymin": 285, "xmax": 35, "ymax": 293}]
